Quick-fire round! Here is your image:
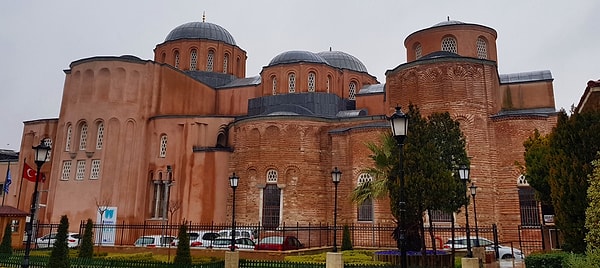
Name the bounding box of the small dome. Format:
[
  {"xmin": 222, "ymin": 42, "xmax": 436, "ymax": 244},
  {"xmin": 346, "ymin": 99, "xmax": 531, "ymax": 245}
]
[
  {"xmin": 317, "ymin": 51, "xmax": 368, "ymax": 73},
  {"xmin": 165, "ymin": 22, "xmax": 236, "ymax": 45},
  {"xmin": 432, "ymin": 20, "xmax": 465, "ymax": 27},
  {"xmin": 268, "ymin": 51, "xmax": 328, "ymax": 66}
]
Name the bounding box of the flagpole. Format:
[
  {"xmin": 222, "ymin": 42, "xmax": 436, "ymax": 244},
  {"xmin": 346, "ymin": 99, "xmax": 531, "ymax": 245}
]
[
  {"xmin": 2, "ymin": 161, "xmax": 9, "ymax": 206},
  {"xmin": 17, "ymin": 158, "xmax": 25, "ymax": 210}
]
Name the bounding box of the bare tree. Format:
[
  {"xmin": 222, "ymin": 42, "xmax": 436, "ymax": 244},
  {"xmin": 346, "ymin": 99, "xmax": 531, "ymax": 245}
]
[
  {"xmin": 167, "ymin": 199, "xmax": 182, "ymax": 261},
  {"xmin": 94, "ymin": 196, "xmax": 111, "ymax": 249}
]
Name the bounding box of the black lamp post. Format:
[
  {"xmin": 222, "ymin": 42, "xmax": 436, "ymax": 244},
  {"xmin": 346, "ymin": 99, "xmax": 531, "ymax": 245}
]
[
  {"xmin": 229, "ymin": 173, "xmax": 239, "ymax": 252},
  {"xmin": 331, "ymin": 167, "xmax": 342, "ymax": 252},
  {"xmin": 388, "ymin": 106, "xmax": 408, "ymax": 268},
  {"xmin": 22, "ymin": 139, "xmax": 51, "ymax": 268},
  {"xmin": 458, "ymin": 165, "xmax": 472, "ymax": 258},
  {"xmin": 470, "ymin": 182, "xmax": 479, "ymax": 247}
]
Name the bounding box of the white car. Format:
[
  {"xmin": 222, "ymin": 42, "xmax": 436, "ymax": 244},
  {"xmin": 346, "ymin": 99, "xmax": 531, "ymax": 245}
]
[
  {"xmin": 35, "ymin": 232, "xmax": 80, "ymax": 248},
  {"xmin": 210, "ymin": 237, "xmax": 256, "ymax": 250},
  {"xmin": 171, "ymin": 231, "xmax": 220, "ymax": 248},
  {"xmin": 134, "ymin": 235, "xmax": 175, "ymax": 248},
  {"xmin": 217, "ymin": 228, "xmax": 258, "ymax": 242},
  {"xmin": 442, "ymin": 237, "xmax": 524, "ymax": 260}
]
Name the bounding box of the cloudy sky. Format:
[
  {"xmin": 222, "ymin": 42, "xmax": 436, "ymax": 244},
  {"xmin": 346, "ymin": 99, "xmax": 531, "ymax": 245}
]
[{"xmin": 1, "ymin": 1, "xmax": 598, "ymax": 151}]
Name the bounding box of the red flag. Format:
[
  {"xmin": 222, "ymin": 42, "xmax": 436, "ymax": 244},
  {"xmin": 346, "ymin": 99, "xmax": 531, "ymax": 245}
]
[{"xmin": 23, "ymin": 163, "xmax": 38, "ymax": 182}]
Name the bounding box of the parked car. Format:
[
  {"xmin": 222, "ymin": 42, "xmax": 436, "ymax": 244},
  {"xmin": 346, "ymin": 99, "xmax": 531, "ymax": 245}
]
[
  {"xmin": 134, "ymin": 235, "xmax": 175, "ymax": 248},
  {"xmin": 35, "ymin": 232, "xmax": 80, "ymax": 248},
  {"xmin": 442, "ymin": 237, "xmax": 524, "ymax": 259},
  {"xmin": 217, "ymin": 228, "xmax": 258, "ymax": 242},
  {"xmin": 255, "ymin": 236, "xmax": 303, "ymax": 251},
  {"xmin": 171, "ymin": 231, "xmax": 220, "ymax": 248},
  {"xmin": 210, "ymin": 237, "xmax": 256, "ymax": 250}
]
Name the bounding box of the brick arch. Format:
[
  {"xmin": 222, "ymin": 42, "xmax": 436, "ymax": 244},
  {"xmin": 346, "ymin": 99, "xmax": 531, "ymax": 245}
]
[{"xmin": 283, "ymin": 166, "xmax": 300, "ymax": 186}]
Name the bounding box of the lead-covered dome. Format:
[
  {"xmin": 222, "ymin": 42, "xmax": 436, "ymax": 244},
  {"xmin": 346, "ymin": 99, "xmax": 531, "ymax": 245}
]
[
  {"xmin": 317, "ymin": 51, "xmax": 368, "ymax": 73},
  {"xmin": 165, "ymin": 22, "xmax": 236, "ymax": 45},
  {"xmin": 268, "ymin": 51, "xmax": 328, "ymax": 66}
]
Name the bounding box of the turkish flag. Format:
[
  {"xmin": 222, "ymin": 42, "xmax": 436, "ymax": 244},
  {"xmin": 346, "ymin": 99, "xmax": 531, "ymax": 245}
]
[{"xmin": 23, "ymin": 163, "xmax": 38, "ymax": 182}]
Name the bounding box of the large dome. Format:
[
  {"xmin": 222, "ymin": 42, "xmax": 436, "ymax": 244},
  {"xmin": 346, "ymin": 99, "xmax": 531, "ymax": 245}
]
[
  {"xmin": 317, "ymin": 51, "xmax": 368, "ymax": 73},
  {"xmin": 165, "ymin": 22, "xmax": 236, "ymax": 45},
  {"xmin": 268, "ymin": 51, "xmax": 328, "ymax": 66}
]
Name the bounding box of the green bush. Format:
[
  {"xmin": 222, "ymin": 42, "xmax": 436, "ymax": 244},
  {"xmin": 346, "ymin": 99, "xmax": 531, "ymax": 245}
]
[
  {"xmin": 174, "ymin": 224, "xmax": 191, "ymax": 265},
  {"xmin": 0, "ymin": 223, "xmax": 13, "ymax": 255},
  {"xmin": 341, "ymin": 225, "xmax": 353, "ymax": 251},
  {"xmin": 563, "ymin": 250, "xmax": 600, "ymax": 268},
  {"xmin": 284, "ymin": 250, "xmax": 387, "ymax": 264},
  {"xmin": 524, "ymin": 251, "xmax": 569, "ymax": 268},
  {"xmin": 78, "ymin": 218, "xmax": 94, "ymax": 258},
  {"xmin": 48, "ymin": 215, "xmax": 70, "ymax": 268}
]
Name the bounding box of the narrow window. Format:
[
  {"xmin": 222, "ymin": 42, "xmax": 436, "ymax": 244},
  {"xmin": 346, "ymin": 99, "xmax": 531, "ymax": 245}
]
[
  {"xmin": 190, "ymin": 49, "xmax": 197, "ymax": 71},
  {"xmin": 476, "ymin": 37, "xmax": 488, "ymax": 59},
  {"xmin": 288, "ymin": 73, "xmax": 296, "ymax": 93},
  {"xmin": 272, "ymin": 76, "xmax": 277, "ymax": 95},
  {"xmin": 174, "ymin": 51, "xmax": 180, "ymax": 69},
  {"xmin": 90, "ymin": 159, "xmax": 101, "ymax": 180},
  {"xmin": 349, "ymin": 82, "xmax": 357, "ymax": 100},
  {"xmin": 61, "ymin": 161, "xmax": 72, "ymax": 180},
  {"xmin": 207, "ymin": 50, "xmax": 214, "ymax": 71},
  {"xmin": 308, "ymin": 72, "xmax": 316, "ymax": 92},
  {"xmin": 326, "ymin": 76, "xmax": 331, "ymax": 93},
  {"xmin": 415, "ymin": 43, "xmax": 422, "ymax": 59},
  {"xmin": 429, "ymin": 210, "xmax": 453, "ymax": 223},
  {"xmin": 519, "ymin": 187, "xmax": 541, "ymax": 226},
  {"xmin": 441, "ymin": 37, "xmax": 457, "ymax": 53},
  {"xmin": 43, "ymin": 138, "xmax": 52, "ymax": 161},
  {"xmin": 76, "ymin": 160, "xmax": 86, "ymax": 180},
  {"xmin": 262, "ymin": 183, "xmax": 281, "ymax": 229},
  {"xmin": 159, "ymin": 135, "xmax": 168, "ymax": 158},
  {"xmin": 96, "ymin": 122, "xmax": 104, "ymax": 150},
  {"xmin": 79, "ymin": 123, "xmax": 88, "ymax": 150},
  {"xmin": 223, "ymin": 54, "xmax": 229, "ymax": 74},
  {"xmin": 357, "ymin": 173, "xmax": 373, "ymax": 221},
  {"xmin": 65, "ymin": 125, "xmax": 72, "ymax": 152},
  {"xmin": 152, "ymin": 179, "xmax": 166, "ymax": 218}
]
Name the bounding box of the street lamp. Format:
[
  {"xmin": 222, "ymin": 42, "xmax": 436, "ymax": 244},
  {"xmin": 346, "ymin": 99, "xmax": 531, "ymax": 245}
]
[
  {"xmin": 470, "ymin": 182, "xmax": 479, "ymax": 247},
  {"xmin": 228, "ymin": 173, "xmax": 239, "ymax": 252},
  {"xmin": 388, "ymin": 106, "xmax": 408, "ymax": 268},
  {"xmin": 458, "ymin": 165, "xmax": 472, "ymax": 258},
  {"xmin": 331, "ymin": 167, "xmax": 342, "ymax": 252},
  {"xmin": 22, "ymin": 139, "xmax": 51, "ymax": 268}
]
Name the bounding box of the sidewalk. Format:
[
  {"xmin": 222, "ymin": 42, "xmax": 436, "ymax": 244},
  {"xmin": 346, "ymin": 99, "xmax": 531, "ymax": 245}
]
[{"xmin": 484, "ymin": 259, "xmax": 525, "ymax": 268}]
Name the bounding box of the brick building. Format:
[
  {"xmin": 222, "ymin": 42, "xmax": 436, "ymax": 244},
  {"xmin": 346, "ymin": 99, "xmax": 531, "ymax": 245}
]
[{"xmin": 11, "ymin": 19, "xmax": 557, "ymax": 243}]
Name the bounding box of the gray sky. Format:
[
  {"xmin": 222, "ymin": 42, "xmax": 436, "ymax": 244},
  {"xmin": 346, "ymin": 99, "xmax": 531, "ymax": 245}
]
[{"xmin": 1, "ymin": 0, "xmax": 598, "ymax": 151}]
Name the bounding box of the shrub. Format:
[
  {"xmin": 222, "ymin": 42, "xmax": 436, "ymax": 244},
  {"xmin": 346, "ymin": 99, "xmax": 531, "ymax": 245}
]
[
  {"xmin": 174, "ymin": 224, "xmax": 191, "ymax": 265},
  {"xmin": 78, "ymin": 218, "xmax": 94, "ymax": 258},
  {"xmin": 341, "ymin": 224, "xmax": 353, "ymax": 251},
  {"xmin": 48, "ymin": 215, "xmax": 70, "ymax": 268},
  {"xmin": 524, "ymin": 251, "xmax": 569, "ymax": 268},
  {"xmin": 0, "ymin": 223, "xmax": 12, "ymax": 255}
]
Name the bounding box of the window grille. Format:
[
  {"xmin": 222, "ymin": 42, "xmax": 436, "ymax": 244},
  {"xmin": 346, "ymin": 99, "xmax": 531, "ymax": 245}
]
[
  {"xmin": 267, "ymin": 170, "xmax": 278, "ymax": 183},
  {"xmin": 61, "ymin": 161, "xmax": 72, "ymax": 180},
  {"xmin": 308, "ymin": 72, "xmax": 316, "ymax": 92},
  {"xmin": 65, "ymin": 125, "xmax": 72, "ymax": 152},
  {"xmin": 519, "ymin": 187, "xmax": 541, "ymax": 226},
  {"xmin": 349, "ymin": 82, "xmax": 357, "ymax": 100},
  {"xmin": 477, "ymin": 38, "xmax": 487, "ymax": 59},
  {"xmin": 288, "ymin": 73, "xmax": 296, "ymax": 93},
  {"xmin": 272, "ymin": 77, "xmax": 277, "ymax": 95},
  {"xmin": 90, "ymin": 159, "xmax": 101, "ymax": 180},
  {"xmin": 159, "ymin": 135, "xmax": 167, "ymax": 158},
  {"xmin": 79, "ymin": 123, "xmax": 88, "ymax": 150},
  {"xmin": 223, "ymin": 54, "xmax": 229, "ymax": 74},
  {"xmin": 207, "ymin": 50, "xmax": 214, "ymax": 71},
  {"xmin": 43, "ymin": 138, "xmax": 52, "ymax": 161},
  {"xmin": 441, "ymin": 37, "xmax": 457, "ymax": 53},
  {"xmin": 96, "ymin": 122, "xmax": 104, "ymax": 149},
  {"xmin": 357, "ymin": 173, "xmax": 373, "ymax": 221},
  {"xmin": 415, "ymin": 43, "xmax": 422, "ymax": 59},
  {"xmin": 174, "ymin": 51, "xmax": 180, "ymax": 69},
  {"xmin": 190, "ymin": 49, "xmax": 197, "ymax": 70},
  {"xmin": 262, "ymin": 184, "xmax": 281, "ymax": 229},
  {"xmin": 429, "ymin": 210, "xmax": 453, "ymax": 223},
  {"xmin": 76, "ymin": 160, "xmax": 86, "ymax": 180}
]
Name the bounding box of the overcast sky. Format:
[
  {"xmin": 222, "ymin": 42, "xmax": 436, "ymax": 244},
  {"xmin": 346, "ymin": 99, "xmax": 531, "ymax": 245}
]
[{"xmin": 1, "ymin": 1, "xmax": 598, "ymax": 151}]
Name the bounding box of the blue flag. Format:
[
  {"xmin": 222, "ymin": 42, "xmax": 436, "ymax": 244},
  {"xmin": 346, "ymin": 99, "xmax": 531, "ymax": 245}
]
[{"xmin": 4, "ymin": 165, "xmax": 11, "ymax": 194}]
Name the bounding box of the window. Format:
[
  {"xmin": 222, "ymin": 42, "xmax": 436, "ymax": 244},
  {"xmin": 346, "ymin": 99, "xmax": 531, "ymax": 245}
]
[
  {"xmin": 288, "ymin": 73, "xmax": 296, "ymax": 93},
  {"xmin": 90, "ymin": 159, "xmax": 101, "ymax": 180},
  {"xmin": 61, "ymin": 161, "xmax": 72, "ymax": 180},
  {"xmin": 223, "ymin": 54, "xmax": 229, "ymax": 74},
  {"xmin": 43, "ymin": 138, "xmax": 52, "ymax": 161},
  {"xmin": 262, "ymin": 184, "xmax": 281, "ymax": 229},
  {"xmin": 326, "ymin": 76, "xmax": 331, "ymax": 93},
  {"xmin": 159, "ymin": 135, "xmax": 168, "ymax": 158},
  {"xmin": 206, "ymin": 50, "xmax": 214, "ymax": 71},
  {"xmin": 349, "ymin": 82, "xmax": 357, "ymax": 100},
  {"xmin": 429, "ymin": 210, "xmax": 453, "ymax": 223},
  {"xmin": 415, "ymin": 43, "xmax": 422, "ymax": 59},
  {"xmin": 267, "ymin": 169, "xmax": 278, "ymax": 183},
  {"xmin": 79, "ymin": 123, "xmax": 88, "ymax": 150},
  {"xmin": 441, "ymin": 37, "xmax": 457, "ymax": 53},
  {"xmin": 190, "ymin": 49, "xmax": 197, "ymax": 71},
  {"xmin": 476, "ymin": 38, "xmax": 487, "ymax": 59},
  {"xmin": 519, "ymin": 187, "xmax": 541, "ymax": 226},
  {"xmin": 65, "ymin": 125, "xmax": 72, "ymax": 152},
  {"xmin": 174, "ymin": 51, "xmax": 180, "ymax": 69},
  {"xmin": 10, "ymin": 220, "xmax": 19, "ymax": 233},
  {"xmin": 308, "ymin": 72, "xmax": 316, "ymax": 92},
  {"xmin": 272, "ymin": 77, "xmax": 277, "ymax": 95},
  {"xmin": 357, "ymin": 173, "xmax": 373, "ymax": 221},
  {"xmin": 96, "ymin": 122, "xmax": 104, "ymax": 149},
  {"xmin": 76, "ymin": 160, "xmax": 86, "ymax": 180},
  {"xmin": 151, "ymin": 173, "xmax": 172, "ymax": 219}
]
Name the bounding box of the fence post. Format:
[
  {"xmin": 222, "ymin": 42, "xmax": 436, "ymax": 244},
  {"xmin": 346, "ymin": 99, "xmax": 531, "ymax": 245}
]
[{"xmin": 492, "ymin": 224, "xmax": 499, "ymax": 259}]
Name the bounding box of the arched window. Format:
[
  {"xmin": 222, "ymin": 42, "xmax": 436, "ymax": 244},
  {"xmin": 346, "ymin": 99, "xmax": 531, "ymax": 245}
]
[
  {"xmin": 441, "ymin": 37, "xmax": 457, "ymax": 53},
  {"xmin": 519, "ymin": 186, "xmax": 541, "ymax": 226},
  {"xmin": 357, "ymin": 173, "xmax": 373, "ymax": 221},
  {"xmin": 263, "ymin": 169, "xmax": 281, "ymax": 229},
  {"xmin": 308, "ymin": 72, "xmax": 316, "ymax": 92},
  {"xmin": 223, "ymin": 54, "xmax": 229, "ymax": 74},
  {"xmin": 206, "ymin": 50, "xmax": 214, "ymax": 71},
  {"xmin": 79, "ymin": 123, "xmax": 88, "ymax": 150},
  {"xmin": 174, "ymin": 51, "xmax": 180, "ymax": 69},
  {"xmin": 349, "ymin": 82, "xmax": 357, "ymax": 100},
  {"xmin": 477, "ymin": 37, "xmax": 488, "ymax": 59},
  {"xmin": 415, "ymin": 43, "xmax": 422, "ymax": 59},
  {"xmin": 190, "ymin": 49, "xmax": 198, "ymax": 71},
  {"xmin": 61, "ymin": 161, "xmax": 72, "ymax": 181},
  {"xmin": 288, "ymin": 73, "xmax": 296, "ymax": 93},
  {"xmin": 272, "ymin": 76, "xmax": 277, "ymax": 95},
  {"xmin": 161, "ymin": 53, "xmax": 166, "ymax": 62},
  {"xmin": 326, "ymin": 76, "xmax": 331, "ymax": 93},
  {"xmin": 65, "ymin": 125, "xmax": 72, "ymax": 152},
  {"xmin": 43, "ymin": 138, "xmax": 52, "ymax": 161},
  {"xmin": 96, "ymin": 122, "xmax": 104, "ymax": 150},
  {"xmin": 159, "ymin": 134, "xmax": 167, "ymax": 158}
]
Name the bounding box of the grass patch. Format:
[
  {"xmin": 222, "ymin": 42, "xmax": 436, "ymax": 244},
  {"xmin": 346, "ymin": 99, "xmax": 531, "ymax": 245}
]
[{"xmin": 284, "ymin": 250, "xmax": 389, "ymax": 264}]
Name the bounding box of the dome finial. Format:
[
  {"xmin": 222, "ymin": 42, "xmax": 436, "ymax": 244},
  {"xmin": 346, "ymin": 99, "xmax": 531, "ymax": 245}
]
[
  {"xmin": 202, "ymin": 11, "xmax": 206, "ymax": 22},
  {"xmin": 447, "ymin": 16, "xmax": 450, "ymax": 21},
  {"xmin": 329, "ymin": 46, "xmax": 332, "ymax": 52}
]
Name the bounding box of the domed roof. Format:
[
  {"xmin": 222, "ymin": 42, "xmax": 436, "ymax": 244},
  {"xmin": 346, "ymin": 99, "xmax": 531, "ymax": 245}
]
[
  {"xmin": 317, "ymin": 51, "xmax": 368, "ymax": 73},
  {"xmin": 268, "ymin": 51, "xmax": 328, "ymax": 66},
  {"xmin": 432, "ymin": 20, "xmax": 465, "ymax": 27},
  {"xmin": 165, "ymin": 22, "xmax": 236, "ymax": 45}
]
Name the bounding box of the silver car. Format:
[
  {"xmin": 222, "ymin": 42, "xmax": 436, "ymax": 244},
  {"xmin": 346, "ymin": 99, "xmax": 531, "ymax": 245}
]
[{"xmin": 442, "ymin": 237, "xmax": 524, "ymax": 259}]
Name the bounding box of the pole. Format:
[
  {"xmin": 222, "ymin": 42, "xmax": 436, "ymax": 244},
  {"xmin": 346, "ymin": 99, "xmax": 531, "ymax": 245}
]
[
  {"xmin": 22, "ymin": 163, "xmax": 42, "ymax": 268},
  {"xmin": 473, "ymin": 193, "xmax": 479, "ymax": 247},
  {"xmin": 464, "ymin": 181, "xmax": 472, "ymax": 257},
  {"xmin": 333, "ymin": 181, "xmax": 339, "ymax": 252},
  {"xmin": 2, "ymin": 161, "xmax": 10, "ymax": 206},
  {"xmin": 230, "ymin": 187, "xmax": 236, "ymax": 251},
  {"xmin": 398, "ymin": 141, "xmax": 407, "ymax": 268}
]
